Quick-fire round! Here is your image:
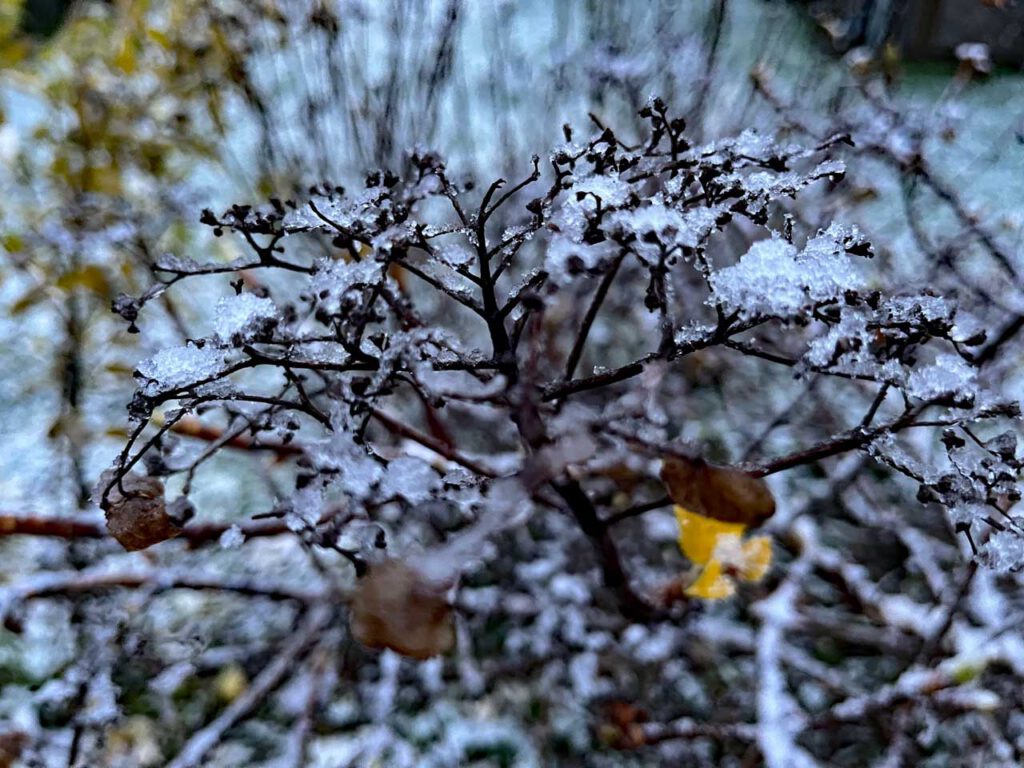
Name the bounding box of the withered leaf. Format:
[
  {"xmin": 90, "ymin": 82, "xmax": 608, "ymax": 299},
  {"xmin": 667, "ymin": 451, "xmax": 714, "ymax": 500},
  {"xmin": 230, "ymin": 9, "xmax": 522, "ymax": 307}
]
[
  {"xmin": 660, "ymin": 456, "xmax": 775, "ymax": 528},
  {"xmin": 0, "ymin": 731, "xmax": 29, "ymax": 768},
  {"xmin": 100, "ymin": 473, "xmax": 183, "ymax": 551},
  {"xmin": 598, "ymin": 700, "xmax": 649, "ymax": 750},
  {"xmin": 348, "ymin": 559, "xmax": 455, "ymax": 660}
]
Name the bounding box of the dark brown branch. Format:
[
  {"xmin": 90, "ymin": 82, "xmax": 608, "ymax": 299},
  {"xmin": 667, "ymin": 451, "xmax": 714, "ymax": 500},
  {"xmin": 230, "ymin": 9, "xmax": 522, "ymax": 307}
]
[
  {"xmin": 562, "ymin": 253, "xmax": 625, "ymax": 383},
  {"xmin": 543, "ymin": 356, "xmax": 652, "ymax": 401},
  {"xmin": 750, "ymin": 408, "xmax": 922, "ymax": 477},
  {"xmin": 171, "ymin": 416, "xmax": 303, "ymax": 457},
  {"xmin": 603, "ymin": 496, "xmax": 672, "ymax": 527},
  {"xmin": 369, "ymin": 408, "xmax": 497, "ymax": 478},
  {"xmin": 2, "ymin": 567, "xmax": 322, "ymax": 607},
  {"xmin": 498, "ymin": 269, "xmax": 548, "ymax": 319},
  {"xmin": 973, "ymin": 313, "xmax": 1024, "ymax": 366},
  {"xmin": 0, "ymin": 512, "xmax": 299, "ymax": 547},
  {"xmin": 544, "ymin": 316, "xmax": 766, "ymax": 401}
]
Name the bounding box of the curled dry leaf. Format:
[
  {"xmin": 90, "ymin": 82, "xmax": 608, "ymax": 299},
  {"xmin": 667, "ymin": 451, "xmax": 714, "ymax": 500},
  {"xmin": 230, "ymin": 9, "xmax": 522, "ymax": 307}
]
[
  {"xmin": 660, "ymin": 455, "xmax": 775, "ymax": 527},
  {"xmin": 99, "ymin": 472, "xmax": 182, "ymax": 551},
  {"xmin": 348, "ymin": 558, "xmax": 455, "ymax": 660}
]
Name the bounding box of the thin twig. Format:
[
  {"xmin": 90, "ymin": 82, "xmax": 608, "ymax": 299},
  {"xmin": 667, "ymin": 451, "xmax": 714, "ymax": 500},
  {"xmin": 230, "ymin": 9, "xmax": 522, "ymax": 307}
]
[{"xmin": 165, "ymin": 604, "xmax": 332, "ymax": 768}]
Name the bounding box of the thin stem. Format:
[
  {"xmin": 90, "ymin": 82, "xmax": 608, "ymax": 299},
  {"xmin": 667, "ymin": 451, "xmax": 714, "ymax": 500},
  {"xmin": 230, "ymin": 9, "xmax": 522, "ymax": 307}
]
[{"xmin": 562, "ymin": 253, "xmax": 624, "ymax": 383}]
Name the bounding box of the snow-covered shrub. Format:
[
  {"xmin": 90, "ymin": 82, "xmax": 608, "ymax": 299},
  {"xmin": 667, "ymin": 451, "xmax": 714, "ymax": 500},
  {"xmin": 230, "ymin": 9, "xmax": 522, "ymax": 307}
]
[
  {"xmin": 51, "ymin": 99, "xmax": 1024, "ymax": 765},
  {"xmin": 103, "ymin": 100, "xmax": 1021, "ymax": 589}
]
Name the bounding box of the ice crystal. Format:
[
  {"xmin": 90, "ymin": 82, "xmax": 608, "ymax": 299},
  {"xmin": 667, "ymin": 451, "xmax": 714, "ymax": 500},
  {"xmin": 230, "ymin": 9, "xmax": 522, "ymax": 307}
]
[
  {"xmin": 136, "ymin": 343, "xmax": 226, "ymax": 395},
  {"xmin": 709, "ymin": 227, "xmax": 863, "ymax": 319},
  {"xmin": 212, "ymin": 292, "xmax": 279, "ymax": 343}
]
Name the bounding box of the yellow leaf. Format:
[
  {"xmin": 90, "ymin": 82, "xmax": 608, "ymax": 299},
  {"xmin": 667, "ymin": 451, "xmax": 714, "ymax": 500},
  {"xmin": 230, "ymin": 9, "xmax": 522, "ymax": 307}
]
[
  {"xmin": 1, "ymin": 233, "xmax": 23, "ymax": 253},
  {"xmin": 145, "ymin": 27, "xmax": 171, "ymax": 49},
  {"xmin": 739, "ymin": 536, "xmax": 772, "ymax": 583},
  {"xmin": 684, "ymin": 560, "xmax": 735, "ymax": 600},
  {"xmin": 9, "ymin": 285, "xmax": 45, "ymax": 315},
  {"xmin": 950, "ymin": 658, "xmax": 988, "ymax": 685},
  {"xmin": 214, "ymin": 663, "xmax": 248, "ymax": 703},
  {"xmin": 0, "ymin": 38, "xmax": 29, "ymax": 67},
  {"xmin": 675, "ymin": 505, "xmax": 745, "ymax": 566},
  {"xmin": 50, "ymin": 154, "xmax": 70, "ymax": 180},
  {"xmin": 0, "ymin": 0, "xmax": 22, "ymax": 39},
  {"xmin": 83, "ymin": 164, "xmax": 122, "ymax": 195},
  {"xmin": 113, "ymin": 39, "xmax": 136, "ymax": 73},
  {"xmin": 56, "ymin": 265, "xmax": 109, "ymax": 295}
]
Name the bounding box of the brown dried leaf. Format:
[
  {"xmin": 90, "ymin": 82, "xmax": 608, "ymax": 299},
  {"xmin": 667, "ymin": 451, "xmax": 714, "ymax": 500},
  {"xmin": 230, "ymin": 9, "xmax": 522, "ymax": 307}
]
[
  {"xmin": 101, "ymin": 473, "xmax": 182, "ymax": 551},
  {"xmin": 348, "ymin": 559, "xmax": 455, "ymax": 660},
  {"xmin": 652, "ymin": 574, "xmax": 690, "ymax": 608},
  {"xmin": 660, "ymin": 456, "xmax": 775, "ymax": 528},
  {"xmin": 598, "ymin": 700, "xmax": 649, "ymax": 749},
  {"xmin": 599, "ymin": 462, "xmax": 645, "ymax": 493},
  {"xmin": 0, "ymin": 731, "xmax": 29, "ymax": 768}
]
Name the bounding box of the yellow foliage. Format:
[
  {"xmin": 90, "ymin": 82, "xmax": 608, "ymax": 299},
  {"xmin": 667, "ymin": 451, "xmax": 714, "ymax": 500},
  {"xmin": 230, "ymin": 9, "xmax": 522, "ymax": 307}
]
[
  {"xmin": 738, "ymin": 535, "xmax": 773, "ymax": 582},
  {"xmin": 0, "ymin": 0, "xmax": 22, "ymax": 40},
  {"xmin": 9, "ymin": 286, "xmax": 44, "ymax": 315},
  {"xmin": 213, "ymin": 663, "xmax": 248, "ymax": 703},
  {"xmin": 675, "ymin": 505, "xmax": 744, "ymax": 565},
  {"xmin": 55, "ymin": 265, "xmax": 110, "ymax": 295},
  {"xmin": 113, "ymin": 37, "xmax": 137, "ymax": 74},
  {"xmin": 8, "ymin": 264, "xmax": 109, "ymax": 315},
  {"xmin": 145, "ymin": 27, "xmax": 171, "ymax": 49},
  {"xmin": 82, "ymin": 163, "xmax": 123, "ymax": 195},
  {"xmin": 0, "ymin": 37, "xmax": 28, "ymax": 66},
  {"xmin": 674, "ymin": 505, "xmax": 773, "ymax": 600},
  {"xmin": 684, "ymin": 559, "xmax": 735, "ymax": 600},
  {"xmin": 104, "ymin": 716, "xmax": 161, "ymax": 767},
  {"xmin": 1, "ymin": 233, "xmax": 22, "ymax": 253}
]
